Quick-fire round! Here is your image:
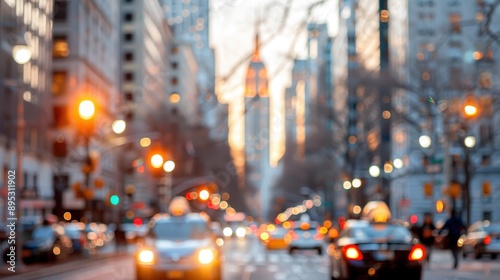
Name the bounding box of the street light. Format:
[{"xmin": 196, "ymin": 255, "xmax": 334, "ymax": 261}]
[
  {"xmin": 393, "ymin": 158, "xmax": 403, "ymax": 169},
  {"xmin": 78, "ymin": 100, "xmax": 96, "ymax": 120},
  {"xmin": 12, "ymin": 33, "xmax": 32, "ymax": 270},
  {"xmin": 352, "ymin": 178, "xmax": 362, "ymax": 188},
  {"xmin": 77, "ymin": 99, "xmax": 96, "ymax": 222},
  {"xmin": 163, "ymin": 160, "xmax": 175, "ymax": 173},
  {"xmin": 419, "ymin": 135, "xmax": 432, "ymax": 148},
  {"xmin": 369, "ymin": 165, "xmax": 381, "ymax": 177},
  {"xmin": 151, "ymin": 154, "xmax": 164, "ymax": 169},
  {"xmin": 464, "ymin": 136, "xmax": 476, "ymax": 148},
  {"xmin": 112, "ymin": 120, "xmax": 126, "ymax": 134}
]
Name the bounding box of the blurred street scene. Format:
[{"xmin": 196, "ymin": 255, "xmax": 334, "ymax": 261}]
[{"xmin": 1, "ymin": 0, "xmax": 500, "ymax": 279}]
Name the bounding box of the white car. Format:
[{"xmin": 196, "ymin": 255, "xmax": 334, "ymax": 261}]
[{"xmin": 288, "ymin": 222, "xmax": 324, "ymax": 255}]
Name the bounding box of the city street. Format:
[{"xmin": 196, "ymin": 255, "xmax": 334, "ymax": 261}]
[{"xmin": 3, "ymin": 237, "xmax": 500, "ymax": 280}]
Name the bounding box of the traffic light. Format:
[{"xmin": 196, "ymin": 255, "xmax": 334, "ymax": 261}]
[
  {"xmin": 423, "ymin": 182, "xmax": 433, "ymax": 197},
  {"xmin": 76, "ymin": 99, "xmax": 96, "ymax": 135},
  {"xmin": 483, "ymin": 181, "xmax": 492, "ymax": 197},
  {"xmin": 110, "ymin": 194, "xmax": 120, "ymax": 205},
  {"xmin": 199, "ymin": 189, "xmax": 210, "ymax": 201}
]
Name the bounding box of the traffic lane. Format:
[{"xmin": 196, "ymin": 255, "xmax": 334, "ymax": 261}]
[
  {"xmin": 5, "ymin": 236, "xmax": 328, "ymax": 280},
  {"xmin": 246, "ymin": 250, "xmax": 329, "ymax": 280},
  {"xmin": 223, "ymin": 236, "xmax": 329, "ymax": 280}
]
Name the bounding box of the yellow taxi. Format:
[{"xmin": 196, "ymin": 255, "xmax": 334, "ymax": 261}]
[{"xmin": 135, "ymin": 197, "xmax": 221, "ymax": 280}]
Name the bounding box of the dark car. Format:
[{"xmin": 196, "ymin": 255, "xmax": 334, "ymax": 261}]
[
  {"xmin": 460, "ymin": 220, "xmax": 500, "ymax": 259},
  {"xmin": 135, "ymin": 197, "xmax": 221, "ymax": 280},
  {"xmin": 328, "ymin": 202, "xmax": 425, "ymax": 280},
  {"xmin": 22, "ymin": 224, "xmax": 72, "ymax": 263}
]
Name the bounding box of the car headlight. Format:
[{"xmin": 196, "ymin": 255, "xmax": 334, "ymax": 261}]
[
  {"xmin": 198, "ymin": 249, "xmax": 214, "ymax": 264},
  {"xmin": 138, "ymin": 249, "xmax": 154, "ymax": 264},
  {"xmin": 236, "ymin": 227, "xmax": 246, "ymax": 238},
  {"xmin": 223, "ymin": 227, "xmax": 233, "ymax": 237}
]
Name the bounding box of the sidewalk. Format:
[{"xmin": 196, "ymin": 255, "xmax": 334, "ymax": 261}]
[{"xmin": 0, "ymin": 243, "xmax": 135, "ymax": 279}]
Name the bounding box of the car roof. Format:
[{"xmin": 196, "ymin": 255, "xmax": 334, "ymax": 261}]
[{"xmin": 152, "ymin": 213, "xmax": 208, "ymax": 223}]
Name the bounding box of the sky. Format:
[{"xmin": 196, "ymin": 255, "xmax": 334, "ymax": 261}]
[{"xmin": 210, "ymin": 0, "xmax": 339, "ymax": 167}]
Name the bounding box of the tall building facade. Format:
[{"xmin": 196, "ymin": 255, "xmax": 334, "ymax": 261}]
[
  {"xmin": 244, "ymin": 33, "xmax": 271, "ymax": 220},
  {"xmin": 119, "ymin": 0, "xmax": 172, "ymax": 212},
  {"xmin": 0, "ymin": 0, "xmax": 54, "ymax": 224},
  {"xmin": 51, "ymin": 0, "xmax": 121, "ymax": 222},
  {"xmin": 161, "ymin": 0, "xmax": 221, "ymax": 134},
  {"xmin": 390, "ymin": 0, "xmax": 500, "ymax": 224},
  {"xmin": 332, "ymin": 0, "xmax": 393, "ymax": 218}
]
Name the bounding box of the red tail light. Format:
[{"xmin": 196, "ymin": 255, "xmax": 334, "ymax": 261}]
[
  {"xmin": 409, "ymin": 244, "xmax": 426, "ymax": 261},
  {"xmin": 343, "ymin": 244, "xmax": 363, "ymax": 260},
  {"xmin": 484, "ymin": 235, "xmax": 491, "ymax": 245}
]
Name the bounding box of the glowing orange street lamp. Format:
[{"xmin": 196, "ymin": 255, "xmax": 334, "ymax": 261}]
[
  {"xmin": 463, "ymin": 94, "xmax": 478, "ymax": 118},
  {"xmin": 151, "ymin": 154, "xmax": 164, "ymax": 169},
  {"xmin": 78, "ymin": 100, "xmax": 96, "ymax": 120}
]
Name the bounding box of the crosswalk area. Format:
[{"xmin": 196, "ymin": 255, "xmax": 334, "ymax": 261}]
[{"xmin": 222, "ymin": 249, "xmax": 330, "ymax": 276}]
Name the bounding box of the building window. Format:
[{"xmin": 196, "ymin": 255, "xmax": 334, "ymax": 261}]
[
  {"xmin": 53, "ymin": 36, "xmax": 69, "ymax": 58},
  {"xmin": 124, "ymin": 13, "xmax": 133, "ymax": 22},
  {"xmin": 33, "ymin": 174, "xmax": 38, "ymax": 190},
  {"xmin": 480, "ymin": 124, "xmax": 493, "ymax": 145},
  {"xmin": 479, "ymin": 72, "xmax": 492, "ymax": 88},
  {"xmin": 53, "ymin": 0, "xmax": 68, "ymax": 21},
  {"xmin": 124, "ymin": 33, "xmax": 134, "ymax": 42},
  {"xmin": 124, "ymin": 52, "xmax": 133, "ymax": 61},
  {"xmin": 124, "ymin": 92, "xmax": 134, "ymax": 101},
  {"xmin": 51, "ymin": 71, "xmax": 67, "ymax": 96},
  {"xmin": 124, "ymin": 73, "xmax": 134, "ymax": 81},
  {"xmin": 483, "ymin": 211, "xmax": 492, "ymax": 221},
  {"xmin": 449, "ymin": 13, "xmax": 461, "ymax": 33},
  {"xmin": 53, "ymin": 105, "xmax": 69, "ymax": 128},
  {"xmin": 23, "ymin": 172, "xmax": 28, "ymax": 190},
  {"xmin": 482, "ymin": 154, "xmax": 490, "ymax": 166}
]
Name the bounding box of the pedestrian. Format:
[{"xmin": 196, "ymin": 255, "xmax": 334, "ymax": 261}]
[
  {"xmin": 114, "ymin": 225, "xmax": 126, "ymax": 253},
  {"xmin": 439, "ymin": 209, "xmax": 466, "ymax": 269},
  {"xmin": 417, "ymin": 213, "xmax": 436, "ymax": 262}
]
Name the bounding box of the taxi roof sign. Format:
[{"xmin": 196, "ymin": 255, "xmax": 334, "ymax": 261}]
[
  {"xmin": 168, "ymin": 196, "xmax": 192, "ymax": 216},
  {"xmin": 361, "ymin": 201, "xmax": 391, "ymax": 223}
]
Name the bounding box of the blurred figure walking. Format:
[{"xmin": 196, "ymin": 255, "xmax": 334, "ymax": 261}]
[
  {"xmin": 439, "ymin": 209, "xmax": 465, "ymax": 269},
  {"xmin": 114, "ymin": 225, "xmax": 126, "ymax": 253},
  {"xmin": 416, "ymin": 213, "xmax": 436, "ymax": 262}
]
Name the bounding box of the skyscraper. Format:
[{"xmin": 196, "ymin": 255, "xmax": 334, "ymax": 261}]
[{"xmin": 244, "ymin": 33, "xmax": 271, "ymax": 220}]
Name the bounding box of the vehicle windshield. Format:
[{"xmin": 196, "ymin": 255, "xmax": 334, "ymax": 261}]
[
  {"xmin": 351, "ymin": 225, "xmax": 412, "ymax": 242},
  {"xmin": 152, "ymin": 220, "xmax": 210, "ymax": 240}
]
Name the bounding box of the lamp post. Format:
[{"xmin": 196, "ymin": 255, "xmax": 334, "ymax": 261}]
[
  {"xmin": 461, "ymin": 94, "xmax": 478, "ymax": 226},
  {"xmin": 163, "ymin": 160, "xmax": 175, "ymax": 208},
  {"xmin": 78, "ymin": 99, "xmax": 96, "ymax": 222},
  {"xmin": 12, "ymin": 34, "xmax": 32, "ymax": 269}
]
